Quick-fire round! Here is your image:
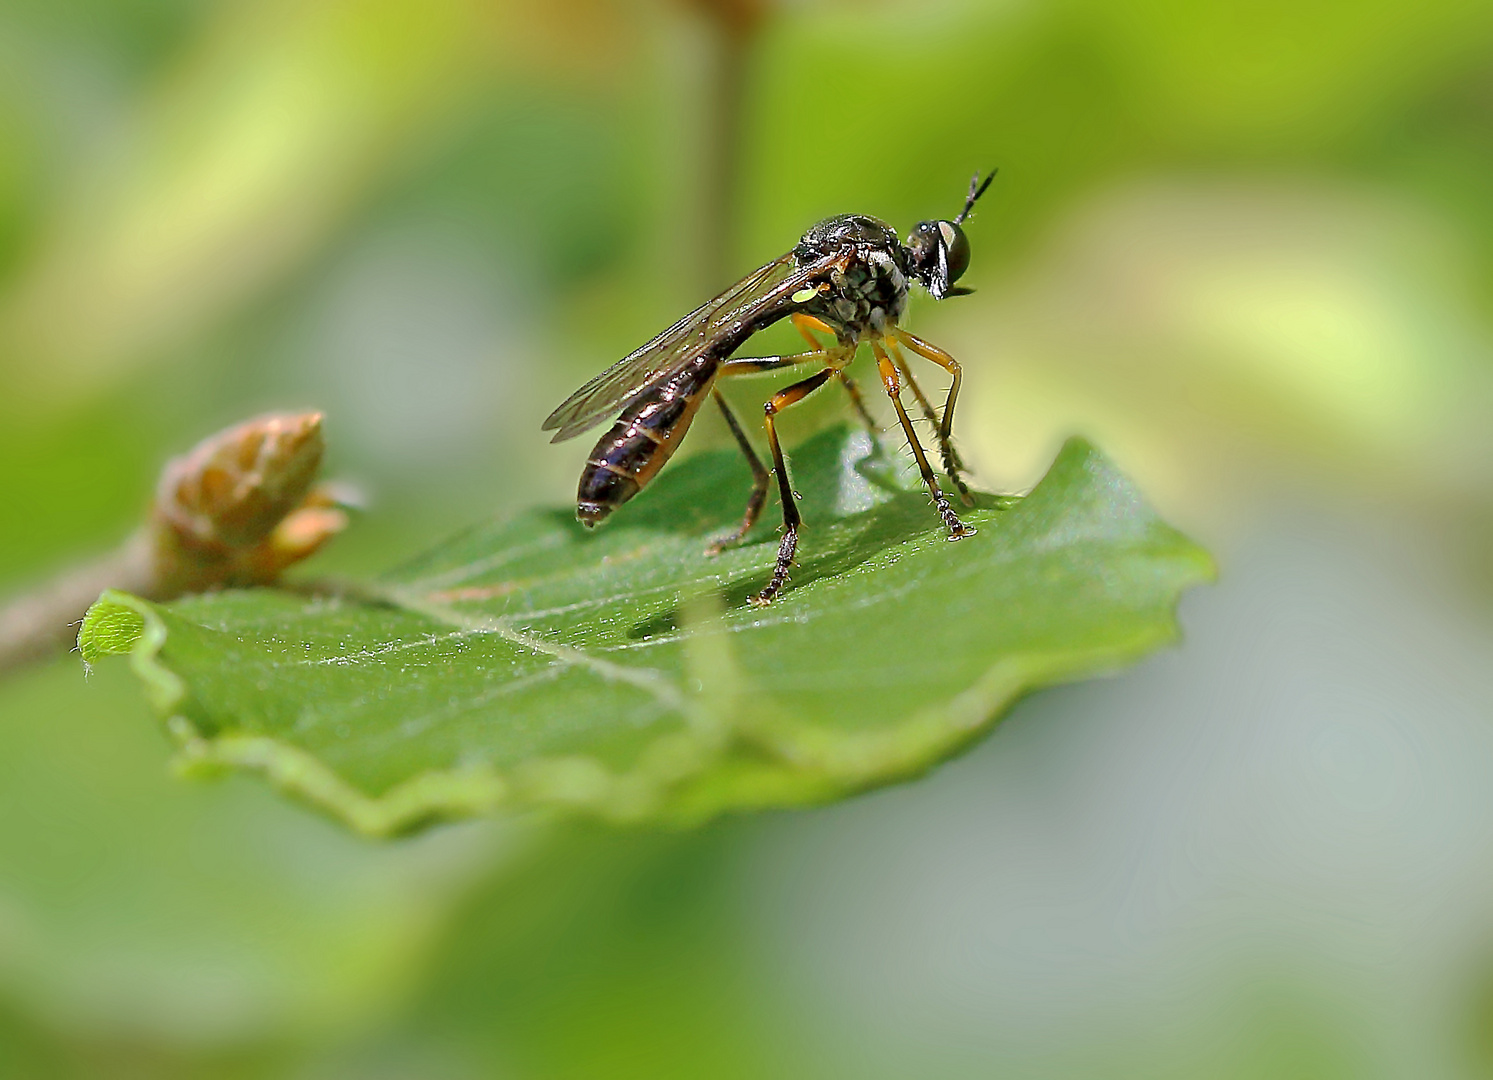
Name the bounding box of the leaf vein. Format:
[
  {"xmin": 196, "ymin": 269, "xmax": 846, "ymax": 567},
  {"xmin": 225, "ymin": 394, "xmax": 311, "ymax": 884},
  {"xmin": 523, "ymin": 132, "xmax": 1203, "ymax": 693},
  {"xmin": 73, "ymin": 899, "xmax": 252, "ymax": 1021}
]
[{"xmin": 386, "ymin": 591, "xmax": 692, "ymax": 718}]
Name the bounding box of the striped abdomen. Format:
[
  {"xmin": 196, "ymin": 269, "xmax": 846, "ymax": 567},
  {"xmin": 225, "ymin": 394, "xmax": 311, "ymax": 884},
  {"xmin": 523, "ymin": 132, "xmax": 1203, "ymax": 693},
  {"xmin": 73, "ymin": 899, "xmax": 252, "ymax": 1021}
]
[{"xmin": 576, "ymin": 359, "xmax": 717, "ymax": 526}]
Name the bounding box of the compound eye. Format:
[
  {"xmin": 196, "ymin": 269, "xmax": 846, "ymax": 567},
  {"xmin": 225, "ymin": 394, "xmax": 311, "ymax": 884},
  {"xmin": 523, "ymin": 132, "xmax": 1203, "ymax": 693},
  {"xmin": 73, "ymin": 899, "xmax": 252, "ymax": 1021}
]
[{"xmin": 938, "ymin": 221, "xmax": 971, "ymax": 283}]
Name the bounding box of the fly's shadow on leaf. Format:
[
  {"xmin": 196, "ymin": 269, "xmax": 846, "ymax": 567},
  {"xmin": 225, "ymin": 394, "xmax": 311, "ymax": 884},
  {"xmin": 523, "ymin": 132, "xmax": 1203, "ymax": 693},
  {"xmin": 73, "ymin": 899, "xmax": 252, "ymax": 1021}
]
[
  {"xmin": 623, "ymin": 427, "xmax": 1015, "ymax": 635},
  {"xmin": 78, "ymin": 424, "xmax": 1214, "ymax": 837}
]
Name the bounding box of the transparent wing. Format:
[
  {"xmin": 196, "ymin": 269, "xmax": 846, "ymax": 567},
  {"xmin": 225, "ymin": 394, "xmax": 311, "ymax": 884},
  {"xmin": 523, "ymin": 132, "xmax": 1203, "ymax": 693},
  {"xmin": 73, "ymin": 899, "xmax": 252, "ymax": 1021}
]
[{"xmin": 542, "ymin": 250, "xmax": 841, "ymax": 442}]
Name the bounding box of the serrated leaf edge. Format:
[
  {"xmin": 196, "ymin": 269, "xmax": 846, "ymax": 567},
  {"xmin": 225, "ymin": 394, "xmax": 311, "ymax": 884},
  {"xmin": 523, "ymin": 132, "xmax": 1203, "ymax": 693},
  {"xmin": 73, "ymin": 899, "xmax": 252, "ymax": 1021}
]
[
  {"xmin": 78, "ymin": 590, "xmax": 184, "ymax": 715},
  {"xmin": 78, "ymin": 589, "xmax": 742, "ymax": 836}
]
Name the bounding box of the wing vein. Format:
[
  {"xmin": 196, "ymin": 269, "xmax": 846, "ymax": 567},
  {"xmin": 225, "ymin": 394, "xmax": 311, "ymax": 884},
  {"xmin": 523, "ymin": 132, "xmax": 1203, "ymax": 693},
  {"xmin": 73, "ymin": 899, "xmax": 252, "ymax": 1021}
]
[{"xmin": 542, "ymin": 250, "xmax": 844, "ymax": 442}]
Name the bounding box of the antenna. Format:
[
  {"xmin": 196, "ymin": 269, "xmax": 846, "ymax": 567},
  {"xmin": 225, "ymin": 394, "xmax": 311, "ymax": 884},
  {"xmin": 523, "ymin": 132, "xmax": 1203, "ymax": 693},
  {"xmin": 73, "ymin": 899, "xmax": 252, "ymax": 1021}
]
[{"xmin": 954, "ymin": 169, "xmax": 997, "ymax": 225}]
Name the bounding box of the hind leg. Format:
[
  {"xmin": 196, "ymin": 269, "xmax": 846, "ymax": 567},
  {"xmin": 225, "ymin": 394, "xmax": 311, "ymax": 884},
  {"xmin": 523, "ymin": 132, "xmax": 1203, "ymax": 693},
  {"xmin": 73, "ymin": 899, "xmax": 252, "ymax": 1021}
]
[
  {"xmin": 751, "ymin": 366, "xmax": 837, "ymax": 605},
  {"xmin": 705, "ymin": 389, "xmax": 770, "ymax": 554}
]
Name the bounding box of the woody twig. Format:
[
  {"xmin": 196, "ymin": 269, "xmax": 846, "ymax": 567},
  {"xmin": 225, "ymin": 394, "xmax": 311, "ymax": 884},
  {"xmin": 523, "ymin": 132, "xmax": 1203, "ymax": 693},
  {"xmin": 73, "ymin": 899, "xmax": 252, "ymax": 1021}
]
[{"xmin": 0, "ymin": 411, "xmax": 350, "ymax": 674}]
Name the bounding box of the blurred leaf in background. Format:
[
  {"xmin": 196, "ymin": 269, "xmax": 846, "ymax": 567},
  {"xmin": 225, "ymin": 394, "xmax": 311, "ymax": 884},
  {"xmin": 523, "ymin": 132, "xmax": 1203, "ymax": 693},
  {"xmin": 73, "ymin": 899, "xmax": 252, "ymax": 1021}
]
[{"xmin": 3, "ymin": 0, "xmax": 1493, "ymax": 1076}]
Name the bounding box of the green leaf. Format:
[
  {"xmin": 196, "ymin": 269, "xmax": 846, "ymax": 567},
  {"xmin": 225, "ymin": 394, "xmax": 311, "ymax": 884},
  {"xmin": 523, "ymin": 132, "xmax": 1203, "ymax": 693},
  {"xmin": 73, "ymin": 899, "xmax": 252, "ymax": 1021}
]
[{"xmin": 79, "ymin": 427, "xmax": 1213, "ymax": 836}]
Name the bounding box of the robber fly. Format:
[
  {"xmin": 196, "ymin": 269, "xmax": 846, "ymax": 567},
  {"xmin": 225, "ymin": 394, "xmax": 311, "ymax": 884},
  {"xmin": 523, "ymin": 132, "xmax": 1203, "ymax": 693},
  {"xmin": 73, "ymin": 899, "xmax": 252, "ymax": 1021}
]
[{"xmin": 543, "ymin": 171, "xmax": 995, "ymax": 605}]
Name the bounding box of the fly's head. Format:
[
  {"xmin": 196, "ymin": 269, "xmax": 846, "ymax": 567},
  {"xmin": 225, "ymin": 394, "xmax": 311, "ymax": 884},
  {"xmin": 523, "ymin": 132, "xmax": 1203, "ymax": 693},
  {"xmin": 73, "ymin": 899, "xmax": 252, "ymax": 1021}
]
[
  {"xmin": 905, "ymin": 170, "xmax": 995, "ymax": 301},
  {"xmin": 904, "ymin": 219, "xmax": 971, "ymax": 300}
]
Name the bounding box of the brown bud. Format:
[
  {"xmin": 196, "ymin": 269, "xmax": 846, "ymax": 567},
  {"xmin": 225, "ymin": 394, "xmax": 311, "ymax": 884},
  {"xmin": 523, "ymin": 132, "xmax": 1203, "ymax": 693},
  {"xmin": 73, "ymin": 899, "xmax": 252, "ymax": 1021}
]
[
  {"xmin": 2, "ymin": 411, "xmax": 352, "ymax": 673},
  {"xmin": 149, "ymin": 412, "xmax": 349, "ymax": 594}
]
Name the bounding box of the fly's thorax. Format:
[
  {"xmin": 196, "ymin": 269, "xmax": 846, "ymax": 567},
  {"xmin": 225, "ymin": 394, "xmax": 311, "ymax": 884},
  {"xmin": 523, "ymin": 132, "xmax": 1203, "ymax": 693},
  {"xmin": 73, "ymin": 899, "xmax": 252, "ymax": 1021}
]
[
  {"xmin": 793, "ymin": 215, "xmax": 911, "ymax": 341},
  {"xmin": 795, "ymin": 213, "xmax": 902, "ymax": 257},
  {"xmin": 797, "ymin": 253, "xmax": 909, "ymax": 342}
]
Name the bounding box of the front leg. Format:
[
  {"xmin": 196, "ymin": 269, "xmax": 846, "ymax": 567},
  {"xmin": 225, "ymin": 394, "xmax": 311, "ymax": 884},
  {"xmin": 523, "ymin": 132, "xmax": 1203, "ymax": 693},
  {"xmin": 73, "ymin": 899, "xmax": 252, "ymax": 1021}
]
[
  {"xmin": 873, "ymin": 342, "xmax": 973, "ymax": 540},
  {"xmin": 891, "ymin": 330, "xmax": 974, "ymax": 506}
]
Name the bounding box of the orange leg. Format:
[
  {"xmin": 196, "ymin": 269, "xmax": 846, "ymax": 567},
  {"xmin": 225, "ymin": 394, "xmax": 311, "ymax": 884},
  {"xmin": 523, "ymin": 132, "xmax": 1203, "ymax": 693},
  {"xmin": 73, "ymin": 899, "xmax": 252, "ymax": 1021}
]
[
  {"xmin": 750, "ymin": 366, "xmax": 837, "ymax": 604},
  {"xmin": 891, "ymin": 329, "xmax": 973, "ymax": 506},
  {"xmin": 794, "ymin": 313, "xmax": 878, "ymax": 436},
  {"xmin": 710, "ymin": 343, "xmax": 848, "ymax": 579},
  {"xmin": 889, "ymin": 344, "xmax": 943, "ymax": 432},
  {"xmin": 886, "ymin": 339, "xmax": 972, "ymax": 506},
  {"xmin": 873, "ymin": 341, "xmax": 973, "ymax": 540},
  {"xmin": 790, "ymin": 312, "xmax": 836, "ymax": 348}
]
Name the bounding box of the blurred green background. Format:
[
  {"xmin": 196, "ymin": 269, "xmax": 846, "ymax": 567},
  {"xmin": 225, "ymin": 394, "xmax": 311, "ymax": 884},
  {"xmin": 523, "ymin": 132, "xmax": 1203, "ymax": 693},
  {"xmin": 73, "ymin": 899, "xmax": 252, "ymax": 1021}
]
[{"xmin": 3, "ymin": 0, "xmax": 1493, "ymax": 1076}]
